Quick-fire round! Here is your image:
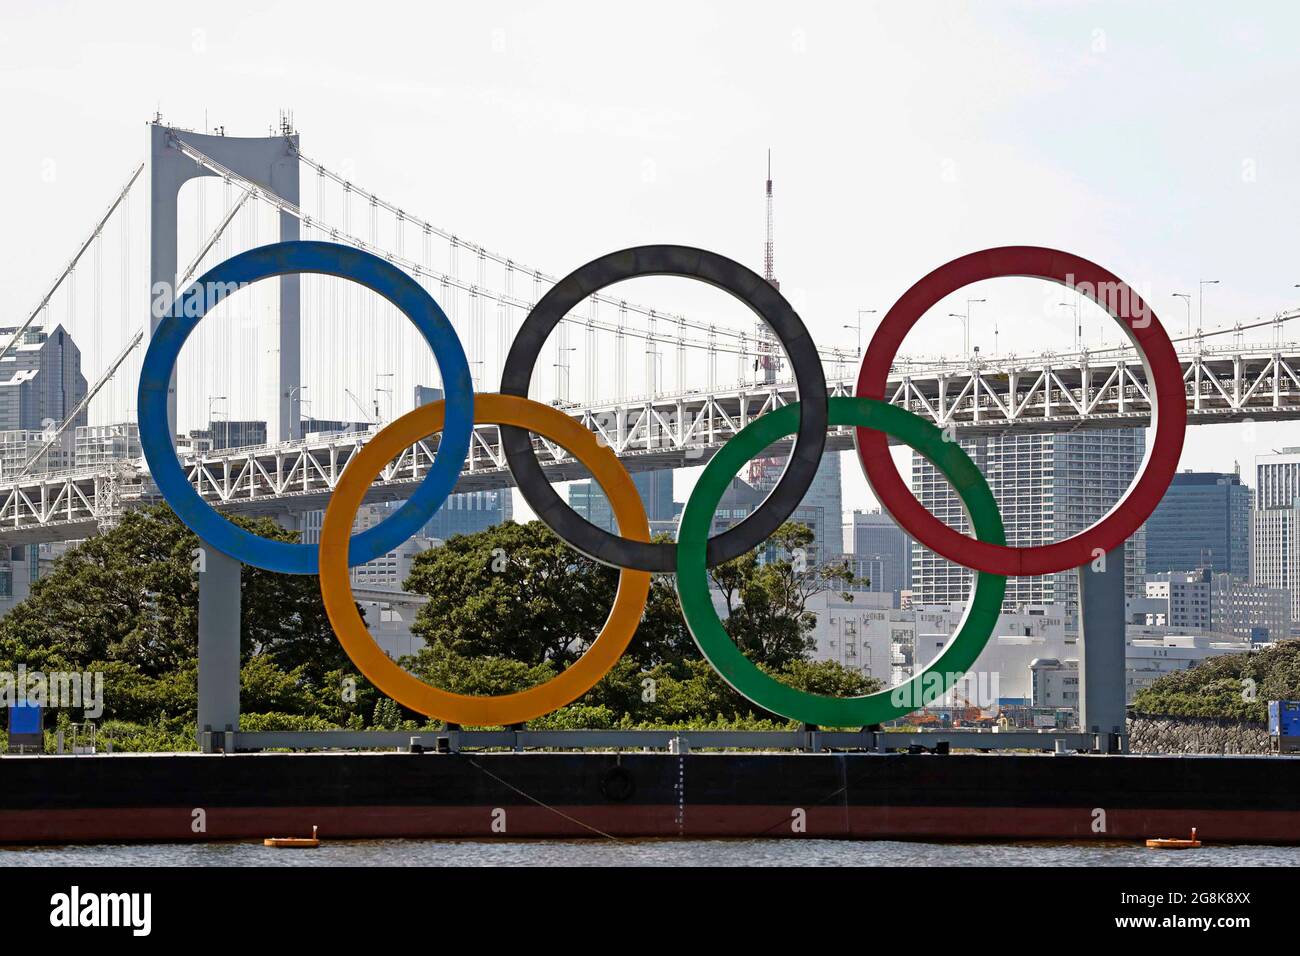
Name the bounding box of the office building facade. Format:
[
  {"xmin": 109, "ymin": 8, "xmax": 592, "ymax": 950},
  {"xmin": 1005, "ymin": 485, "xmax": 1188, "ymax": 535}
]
[
  {"xmin": 74, "ymin": 423, "xmax": 141, "ymax": 469},
  {"xmin": 0, "ymin": 325, "xmax": 88, "ymax": 434},
  {"xmin": 1255, "ymin": 448, "xmax": 1300, "ymax": 510},
  {"xmin": 852, "ymin": 509, "xmax": 912, "ymax": 603},
  {"xmin": 0, "ymin": 325, "xmax": 88, "ymax": 477},
  {"xmin": 1145, "ymin": 470, "xmax": 1251, "ymax": 577},
  {"xmin": 1137, "ymin": 568, "xmax": 1291, "ymax": 643},
  {"xmin": 189, "ymin": 419, "xmax": 267, "ymax": 452},
  {"xmin": 910, "ymin": 428, "xmax": 1147, "ymax": 616},
  {"xmin": 423, "ymin": 488, "xmax": 513, "ymax": 541},
  {"xmin": 570, "ymin": 469, "xmax": 676, "ymax": 536},
  {"xmin": 1252, "ymin": 505, "xmax": 1300, "ymax": 631},
  {"xmin": 0, "ymin": 430, "xmax": 72, "ymax": 476},
  {"xmin": 1252, "ymin": 451, "xmax": 1300, "ymax": 634},
  {"xmin": 750, "ymin": 450, "xmax": 844, "ymax": 565}
]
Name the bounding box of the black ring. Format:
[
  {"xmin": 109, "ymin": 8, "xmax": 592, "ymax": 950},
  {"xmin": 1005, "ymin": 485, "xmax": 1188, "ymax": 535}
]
[{"xmin": 499, "ymin": 245, "xmax": 828, "ymax": 572}]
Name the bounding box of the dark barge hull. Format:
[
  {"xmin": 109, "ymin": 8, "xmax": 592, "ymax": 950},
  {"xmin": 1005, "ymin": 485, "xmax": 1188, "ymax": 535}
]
[{"xmin": 1, "ymin": 751, "xmax": 1297, "ymax": 844}]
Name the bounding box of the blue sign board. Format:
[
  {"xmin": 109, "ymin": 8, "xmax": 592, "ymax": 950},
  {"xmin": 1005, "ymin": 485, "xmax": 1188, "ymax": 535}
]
[{"xmin": 8, "ymin": 703, "xmax": 41, "ymax": 735}]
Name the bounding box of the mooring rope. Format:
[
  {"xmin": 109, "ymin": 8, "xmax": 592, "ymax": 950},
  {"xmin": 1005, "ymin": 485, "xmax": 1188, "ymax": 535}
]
[{"xmin": 466, "ymin": 757, "xmax": 622, "ymax": 843}]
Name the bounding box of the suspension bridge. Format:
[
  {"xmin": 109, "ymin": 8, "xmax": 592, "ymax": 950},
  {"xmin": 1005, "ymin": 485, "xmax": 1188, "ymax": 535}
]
[{"xmin": 3, "ymin": 118, "xmax": 1300, "ymax": 548}]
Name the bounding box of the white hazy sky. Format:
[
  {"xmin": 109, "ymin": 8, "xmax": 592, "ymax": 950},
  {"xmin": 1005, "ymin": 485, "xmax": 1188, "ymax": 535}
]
[{"xmin": 3, "ymin": 0, "xmax": 1300, "ymax": 525}]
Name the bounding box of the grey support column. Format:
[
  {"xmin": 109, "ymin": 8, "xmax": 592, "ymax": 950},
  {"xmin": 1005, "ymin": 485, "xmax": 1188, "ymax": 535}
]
[
  {"xmin": 148, "ymin": 123, "xmax": 188, "ymax": 440},
  {"xmin": 1077, "ymin": 545, "xmax": 1127, "ymax": 752},
  {"xmin": 271, "ymin": 141, "xmax": 301, "ymax": 444},
  {"xmin": 197, "ymin": 546, "xmax": 241, "ymax": 746}
]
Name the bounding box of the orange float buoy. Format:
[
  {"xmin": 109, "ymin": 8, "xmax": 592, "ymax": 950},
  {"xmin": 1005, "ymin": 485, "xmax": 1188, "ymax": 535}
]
[
  {"xmin": 1145, "ymin": 827, "xmax": 1201, "ymax": 849},
  {"xmin": 264, "ymin": 825, "xmax": 320, "ymax": 848}
]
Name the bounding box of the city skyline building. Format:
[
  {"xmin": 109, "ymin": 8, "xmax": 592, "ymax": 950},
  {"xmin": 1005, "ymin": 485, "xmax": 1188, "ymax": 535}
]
[
  {"xmin": 0, "ymin": 325, "xmax": 88, "ymax": 434},
  {"xmin": 752, "ymin": 450, "xmax": 844, "ymax": 566},
  {"xmin": 569, "ymin": 469, "xmax": 676, "ymax": 536},
  {"xmin": 1255, "ymin": 448, "xmax": 1300, "ymax": 510},
  {"xmin": 1137, "ymin": 568, "xmax": 1291, "ymax": 643},
  {"xmin": 188, "ymin": 419, "xmax": 267, "ymax": 452},
  {"xmin": 1145, "ymin": 469, "xmax": 1251, "ymax": 578},
  {"xmin": 0, "ymin": 430, "xmax": 71, "ymax": 476},
  {"xmin": 74, "ymin": 423, "xmax": 141, "ymax": 469},
  {"xmin": 1252, "ymin": 450, "xmax": 1300, "ymax": 634},
  {"xmin": 852, "ymin": 508, "xmax": 912, "ymax": 604},
  {"xmin": 346, "ymin": 501, "xmax": 439, "ymax": 591},
  {"xmin": 910, "ymin": 428, "xmax": 1147, "ymax": 617},
  {"xmin": 422, "ymin": 488, "xmax": 513, "ymax": 541},
  {"xmin": 1252, "ymin": 504, "xmax": 1300, "ymax": 633}
]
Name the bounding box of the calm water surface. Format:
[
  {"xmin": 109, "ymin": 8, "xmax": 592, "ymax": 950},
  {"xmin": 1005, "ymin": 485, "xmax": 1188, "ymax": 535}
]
[{"xmin": 2, "ymin": 839, "xmax": 1296, "ymax": 866}]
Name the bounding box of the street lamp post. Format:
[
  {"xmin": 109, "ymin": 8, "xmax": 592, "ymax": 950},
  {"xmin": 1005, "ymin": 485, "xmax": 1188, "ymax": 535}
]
[
  {"xmin": 288, "ymin": 385, "xmax": 307, "ymax": 439},
  {"xmin": 843, "ymin": 309, "xmax": 876, "ymax": 360},
  {"xmin": 1199, "ymin": 279, "xmax": 1220, "ymax": 333},
  {"xmin": 207, "ymin": 395, "xmax": 228, "ymax": 451},
  {"xmin": 374, "ymin": 373, "xmax": 393, "ymax": 424},
  {"xmin": 1286, "ymin": 285, "xmax": 1300, "ymax": 346},
  {"xmin": 645, "ymin": 349, "xmax": 664, "ymax": 395},
  {"xmin": 966, "ymin": 298, "xmax": 985, "ymax": 356},
  {"xmin": 947, "ymin": 313, "xmax": 967, "ymax": 358},
  {"xmin": 947, "ymin": 298, "xmax": 985, "ymax": 357},
  {"xmin": 1059, "ymin": 300, "xmax": 1082, "ymax": 352},
  {"xmin": 1172, "ymin": 292, "xmax": 1192, "ymax": 336},
  {"xmin": 552, "ymin": 346, "xmax": 577, "ymax": 404}
]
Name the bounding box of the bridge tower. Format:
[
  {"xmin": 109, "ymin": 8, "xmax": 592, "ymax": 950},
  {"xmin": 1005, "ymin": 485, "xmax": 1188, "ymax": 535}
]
[{"xmin": 148, "ymin": 118, "xmax": 301, "ymax": 444}]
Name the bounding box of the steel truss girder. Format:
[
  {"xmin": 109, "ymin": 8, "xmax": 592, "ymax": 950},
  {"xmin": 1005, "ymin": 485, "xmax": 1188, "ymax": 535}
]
[{"xmin": 3, "ymin": 346, "xmax": 1299, "ymax": 544}]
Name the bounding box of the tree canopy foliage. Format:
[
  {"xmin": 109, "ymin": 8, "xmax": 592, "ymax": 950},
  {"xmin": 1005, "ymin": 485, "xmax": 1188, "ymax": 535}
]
[
  {"xmin": 1131, "ymin": 639, "xmax": 1300, "ymax": 722},
  {"xmin": 0, "ymin": 506, "xmax": 374, "ymax": 733},
  {"xmin": 0, "ymin": 509, "xmax": 880, "ymax": 747},
  {"xmin": 403, "ymin": 519, "xmax": 875, "ymax": 726}
]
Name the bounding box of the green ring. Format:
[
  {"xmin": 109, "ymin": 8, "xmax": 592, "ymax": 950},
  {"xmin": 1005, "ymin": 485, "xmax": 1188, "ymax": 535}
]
[{"xmin": 675, "ymin": 396, "xmax": 1007, "ymax": 727}]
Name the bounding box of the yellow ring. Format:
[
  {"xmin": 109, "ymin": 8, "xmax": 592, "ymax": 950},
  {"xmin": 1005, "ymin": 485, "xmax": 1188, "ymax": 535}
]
[{"xmin": 319, "ymin": 393, "xmax": 652, "ymax": 726}]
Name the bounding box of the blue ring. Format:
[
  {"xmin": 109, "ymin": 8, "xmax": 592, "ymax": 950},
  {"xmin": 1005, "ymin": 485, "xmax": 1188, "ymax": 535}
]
[{"xmin": 138, "ymin": 240, "xmax": 474, "ymax": 575}]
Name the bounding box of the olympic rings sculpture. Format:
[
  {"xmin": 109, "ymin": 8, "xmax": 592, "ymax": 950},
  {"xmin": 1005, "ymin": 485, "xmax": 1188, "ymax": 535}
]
[{"xmin": 139, "ymin": 239, "xmax": 1184, "ymax": 727}]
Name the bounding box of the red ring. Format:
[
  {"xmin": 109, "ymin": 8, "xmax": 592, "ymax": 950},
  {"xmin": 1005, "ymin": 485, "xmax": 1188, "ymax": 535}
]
[{"xmin": 854, "ymin": 246, "xmax": 1186, "ymax": 577}]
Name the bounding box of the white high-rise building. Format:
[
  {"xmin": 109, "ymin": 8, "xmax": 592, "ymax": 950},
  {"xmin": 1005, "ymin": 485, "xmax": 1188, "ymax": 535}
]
[
  {"xmin": 347, "ymin": 502, "xmax": 439, "ymax": 591},
  {"xmin": 1138, "ymin": 568, "xmax": 1290, "ymax": 643},
  {"xmin": 909, "ymin": 428, "xmax": 1147, "ymax": 620},
  {"xmin": 1252, "ymin": 506, "xmax": 1300, "ymax": 631},
  {"xmin": 1252, "ymin": 450, "xmax": 1300, "ymax": 636},
  {"xmin": 804, "ymin": 591, "xmax": 910, "ymax": 684},
  {"xmin": 1255, "ymin": 448, "xmax": 1300, "ymax": 510},
  {"xmin": 74, "ymin": 423, "xmax": 141, "ymax": 469}
]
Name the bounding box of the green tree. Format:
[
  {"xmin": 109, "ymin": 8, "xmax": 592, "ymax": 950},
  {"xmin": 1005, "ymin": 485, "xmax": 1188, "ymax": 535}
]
[
  {"xmin": 709, "ymin": 522, "xmax": 856, "ymax": 669},
  {"xmin": 769, "ymin": 657, "xmax": 883, "ymax": 700},
  {"xmin": 405, "ymin": 520, "xmax": 618, "ymax": 666},
  {"xmin": 1132, "ymin": 639, "xmax": 1300, "ymax": 722},
  {"xmin": 402, "ymin": 518, "xmax": 868, "ymax": 725},
  {"xmin": 0, "ymin": 505, "xmax": 364, "ymax": 726}
]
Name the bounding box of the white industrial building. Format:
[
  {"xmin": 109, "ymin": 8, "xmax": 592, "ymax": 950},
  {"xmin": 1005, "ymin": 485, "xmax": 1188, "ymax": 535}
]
[
  {"xmin": 816, "ymin": 595, "xmax": 1258, "ymax": 716},
  {"xmin": 1135, "ymin": 569, "xmax": 1290, "ymax": 643},
  {"xmin": 803, "ymin": 590, "xmax": 909, "ymax": 686}
]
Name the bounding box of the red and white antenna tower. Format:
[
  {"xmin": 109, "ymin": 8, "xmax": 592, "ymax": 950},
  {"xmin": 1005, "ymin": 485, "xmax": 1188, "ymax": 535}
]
[
  {"xmin": 750, "ymin": 150, "xmax": 783, "ymax": 487},
  {"xmin": 764, "ymin": 149, "xmax": 777, "ymax": 289},
  {"xmin": 756, "ymin": 149, "xmax": 779, "ymax": 387}
]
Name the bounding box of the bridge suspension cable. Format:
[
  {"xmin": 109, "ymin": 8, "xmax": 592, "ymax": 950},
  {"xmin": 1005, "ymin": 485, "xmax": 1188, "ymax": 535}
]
[
  {"xmin": 16, "ymin": 327, "xmax": 145, "ymax": 477},
  {"xmin": 170, "ymin": 135, "xmax": 855, "ymax": 372},
  {"xmin": 289, "ymin": 144, "xmax": 778, "ymax": 347},
  {"xmin": 0, "ymin": 162, "xmax": 143, "ymax": 364},
  {"xmin": 178, "ymin": 184, "xmax": 253, "ymax": 288}
]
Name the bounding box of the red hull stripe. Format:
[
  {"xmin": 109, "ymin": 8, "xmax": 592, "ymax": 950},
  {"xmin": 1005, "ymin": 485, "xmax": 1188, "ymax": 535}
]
[{"xmin": 2, "ymin": 805, "xmax": 1297, "ymax": 844}]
